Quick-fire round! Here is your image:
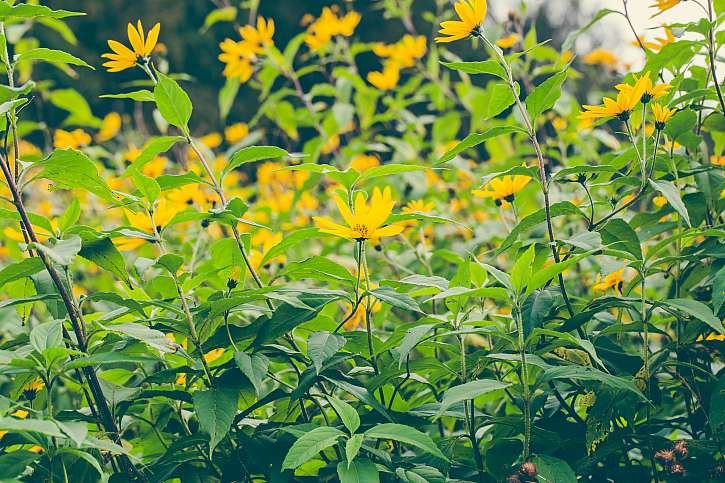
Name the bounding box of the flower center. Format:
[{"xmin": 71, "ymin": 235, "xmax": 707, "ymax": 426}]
[{"xmin": 352, "ymin": 224, "xmax": 370, "ymax": 240}]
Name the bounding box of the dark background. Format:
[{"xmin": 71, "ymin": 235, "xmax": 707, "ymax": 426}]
[{"xmin": 39, "ymin": 0, "xmax": 591, "ymax": 133}]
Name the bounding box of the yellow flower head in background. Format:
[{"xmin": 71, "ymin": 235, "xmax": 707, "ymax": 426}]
[
  {"xmin": 54, "ymin": 129, "xmax": 91, "ymax": 149},
  {"xmin": 96, "ymin": 112, "xmax": 122, "ymax": 142},
  {"xmin": 650, "ymin": 0, "xmax": 680, "ymax": 17},
  {"xmin": 473, "ymin": 172, "xmax": 531, "ymax": 206},
  {"xmin": 582, "ymin": 48, "xmax": 618, "ymax": 67},
  {"xmin": 710, "ymin": 155, "xmax": 725, "ymax": 166},
  {"xmin": 435, "ymin": 0, "xmax": 487, "ymax": 43},
  {"xmin": 643, "ymin": 26, "xmax": 676, "ymax": 52},
  {"xmin": 593, "ymin": 268, "xmax": 625, "ymax": 294},
  {"xmin": 225, "ymin": 122, "xmax": 249, "ymax": 144},
  {"xmin": 102, "ymin": 20, "xmax": 160, "ymax": 72},
  {"xmin": 496, "ymin": 33, "xmax": 519, "ymax": 49},
  {"xmin": 578, "ymin": 75, "xmax": 649, "ymax": 127},
  {"xmin": 203, "ymin": 348, "xmax": 225, "ymax": 364},
  {"xmin": 367, "ymin": 62, "xmax": 400, "ymax": 90},
  {"xmin": 249, "ymin": 231, "xmax": 285, "ymax": 270},
  {"xmin": 350, "ymin": 154, "xmax": 380, "ymax": 173},
  {"xmin": 304, "ymin": 6, "xmax": 361, "ymax": 51},
  {"xmin": 651, "ymin": 103, "xmax": 676, "ymax": 130},
  {"xmin": 314, "ymin": 187, "xmax": 404, "ymax": 240},
  {"xmin": 218, "ymin": 17, "xmax": 274, "ymax": 81},
  {"xmin": 373, "ymin": 35, "xmax": 427, "ymax": 68}
]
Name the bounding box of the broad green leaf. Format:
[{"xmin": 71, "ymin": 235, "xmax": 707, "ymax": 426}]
[
  {"xmin": 526, "ymin": 69, "xmax": 568, "ymax": 122},
  {"xmin": 437, "ymin": 380, "xmax": 511, "ymax": 417},
  {"xmin": 219, "ymin": 76, "xmax": 240, "ymax": 120},
  {"xmin": 396, "ymin": 323, "xmax": 435, "ymax": 368},
  {"xmin": 0, "ymin": 417, "xmax": 64, "ymax": 438},
  {"xmin": 337, "ymin": 459, "xmax": 379, "ymax": 483},
  {"xmin": 0, "ymin": 257, "xmax": 45, "ymax": 289},
  {"xmin": 369, "ymin": 286, "xmax": 423, "ymax": 313},
  {"xmin": 155, "ymin": 253, "xmax": 184, "ymax": 274},
  {"xmin": 345, "ymin": 434, "xmax": 364, "ymax": 466},
  {"xmin": 0, "ymin": 4, "xmax": 82, "ymax": 19},
  {"xmin": 441, "ymin": 60, "xmax": 506, "ymax": 79},
  {"xmin": 511, "ymin": 244, "xmax": 535, "ymax": 294},
  {"xmin": 77, "ymin": 233, "xmax": 129, "ymax": 284},
  {"xmin": 33, "ymin": 149, "xmax": 116, "ymax": 202},
  {"xmin": 48, "ymin": 88, "xmax": 100, "ymax": 127},
  {"xmin": 357, "ymin": 164, "xmax": 427, "ymax": 181},
  {"xmin": 328, "ymin": 396, "xmax": 360, "ymax": 434},
  {"xmin": 533, "ymin": 455, "xmax": 577, "ymax": 483},
  {"xmin": 154, "ymin": 72, "xmax": 192, "ymax": 133},
  {"xmin": 193, "ymin": 388, "xmax": 238, "ymax": 452},
  {"xmin": 663, "ymin": 299, "xmax": 724, "ymax": 335},
  {"xmin": 223, "ymin": 145, "xmax": 288, "ymax": 176},
  {"xmin": 598, "ymin": 218, "xmax": 642, "ymax": 260},
  {"xmin": 282, "ymin": 426, "xmax": 345, "ymax": 469},
  {"xmin": 364, "ymin": 423, "xmax": 448, "ymax": 460},
  {"xmin": 308, "ymin": 331, "xmax": 346, "ymax": 374},
  {"xmin": 436, "ymin": 126, "xmax": 526, "ymax": 164},
  {"xmin": 649, "ymin": 179, "xmax": 692, "ymax": 227},
  {"xmin": 234, "ymin": 351, "xmax": 269, "ymax": 396},
  {"xmin": 14, "ymin": 48, "xmax": 91, "ymax": 69},
  {"xmin": 33, "ymin": 236, "xmax": 81, "ymax": 266},
  {"xmin": 200, "ymin": 6, "xmax": 237, "ymax": 33},
  {"xmin": 497, "ymin": 201, "xmax": 585, "ymax": 253},
  {"xmin": 125, "ymin": 136, "xmax": 184, "ymax": 173},
  {"xmin": 100, "ymin": 90, "xmax": 155, "ymax": 102},
  {"xmin": 30, "ymin": 320, "xmax": 63, "ymax": 353}
]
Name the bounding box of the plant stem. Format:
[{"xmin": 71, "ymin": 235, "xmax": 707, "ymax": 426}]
[{"xmin": 514, "ymin": 305, "xmax": 531, "ymax": 461}]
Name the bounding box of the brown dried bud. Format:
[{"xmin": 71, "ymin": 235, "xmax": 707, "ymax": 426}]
[
  {"xmin": 670, "ymin": 463, "xmax": 685, "ymax": 476},
  {"xmin": 520, "ymin": 462, "xmax": 538, "ymax": 477},
  {"xmin": 506, "ymin": 475, "xmax": 522, "ymax": 483},
  {"xmin": 655, "ymin": 449, "xmax": 675, "ymax": 464},
  {"xmin": 673, "ymin": 440, "xmax": 688, "ymax": 459}
]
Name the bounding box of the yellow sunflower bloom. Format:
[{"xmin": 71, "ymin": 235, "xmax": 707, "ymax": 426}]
[
  {"xmin": 593, "ymin": 268, "xmax": 625, "ymax": 294},
  {"xmin": 578, "ymin": 75, "xmax": 649, "ymax": 127},
  {"xmin": 435, "ymin": 0, "xmax": 487, "ymax": 43},
  {"xmin": 472, "ymin": 173, "xmax": 531, "ymax": 206},
  {"xmin": 651, "ymin": 103, "xmax": 676, "ymax": 130},
  {"xmin": 102, "ymin": 20, "xmax": 160, "ymax": 72},
  {"xmin": 313, "ymin": 187, "xmax": 404, "ymax": 241}
]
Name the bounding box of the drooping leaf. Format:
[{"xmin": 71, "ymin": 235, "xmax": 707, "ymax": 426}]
[{"xmin": 193, "ymin": 388, "xmax": 238, "ymax": 452}]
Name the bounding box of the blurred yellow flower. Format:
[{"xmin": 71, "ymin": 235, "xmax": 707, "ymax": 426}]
[
  {"xmin": 96, "ymin": 112, "xmax": 122, "ymax": 142},
  {"xmin": 344, "ymin": 300, "xmax": 380, "ymax": 331},
  {"xmin": 225, "ymin": 122, "xmax": 249, "ymax": 144},
  {"xmin": 249, "ymin": 231, "xmax": 285, "ymax": 269},
  {"xmin": 652, "ymin": 103, "xmax": 676, "ymax": 129},
  {"xmin": 367, "ymin": 62, "xmax": 400, "ymax": 90},
  {"xmin": 653, "ymin": 196, "xmax": 667, "ymax": 207},
  {"xmin": 593, "ymin": 268, "xmax": 625, "ymax": 294},
  {"xmin": 650, "ymin": 0, "xmax": 680, "ymax": 17},
  {"xmin": 582, "ymin": 48, "xmax": 618, "ymax": 67},
  {"xmin": 53, "ymin": 129, "xmax": 91, "ymax": 149},
  {"xmin": 373, "ymin": 35, "xmax": 426, "ymax": 68},
  {"xmin": 314, "ymin": 187, "xmax": 404, "ymax": 240},
  {"xmin": 496, "ymin": 33, "xmax": 519, "ymax": 49},
  {"xmin": 350, "ymin": 154, "xmax": 380, "ymax": 173},
  {"xmin": 436, "ymin": 0, "xmax": 487, "ymax": 43},
  {"xmin": 710, "ymin": 155, "xmax": 725, "ymax": 166},
  {"xmin": 11, "ymin": 409, "xmax": 29, "ymax": 419},
  {"xmin": 102, "ymin": 20, "xmax": 160, "ymax": 72},
  {"xmin": 304, "ymin": 6, "xmax": 360, "ymax": 51},
  {"xmin": 218, "ymin": 17, "xmax": 274, "ymax": 81},
  {"xmin": 203, "ymin": 348, "xmax": 225, "ymax": 364},
  {"xmin": 642, "ymin": 26, "xmax": 675, "ymax": 52}
]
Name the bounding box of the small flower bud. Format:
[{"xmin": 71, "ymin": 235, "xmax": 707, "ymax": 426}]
[
  {"xmin": 506, "ymin": 475, "xmax": 522, "ymax": 483},
  {"xmin": 227, "ymin": 278, "xmax": 238, "ymax": 290},
  {"xmin": 669, "ymin": 463, "xmax": 684, "ymax": 476},
  {"xmin": 520, "ymin": 462, "xmax": 538, "ymax": 478},
  {"xmin": 673, "ymin": 440, "xmax": 688, "ymax": 459},
  {"xmin": 655, "ymin": 449, "xmax": 675, "ymax": 464}
]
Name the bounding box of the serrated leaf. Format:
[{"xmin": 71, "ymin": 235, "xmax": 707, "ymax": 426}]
[
  {"xmin": 282, "ymin": 426, "xmax": 345, "ymax": 469},
  {"xmin": 234, "ymin": 351, "xmax": 269, "ymax": 396},
  {"xmin": 193, "ymin": 388, "xmax": 238, "ymax": 452},
  {"xmin": 308, "ymin": 331, "xmax": 346, "ymax": 374}
]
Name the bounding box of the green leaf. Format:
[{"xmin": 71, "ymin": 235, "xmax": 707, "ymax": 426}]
[
  {"xmin": 344, "ymin": 434, "xmax": 364, "ymax": 466},
  {"xmin": 598, "ymin": 218, "xmax": 642, "ymax": 260},
  {"xmin": 543, "ymin": 365, "xmax": 646, "ymax": 400},
  {"xmin": 364, "ymin": 423, "xmax": 448, "ymax": 461},
  {"xmin": 484, "ymin": 83, "xmax": 517, "ymax": 119},
  {"xmin": 0, "ymin": 417, "xmax": 64, "ymax": 438},
  {"xmin": 261, "ymin": 227, "xmax": 318, "ymax": 265},
  {"xmin": 0, "ymin": 4, "xmax": 83, "ymax": 19},
  {"xmin": 437, "ymin": 380, "xmax": 512, "ymax": 417},
  {"xmin": 436, "ymin": 126, "xmax": 525, "ymax": 164},
  {"xmin": 219, "ymin": 77, "xmax": 240, "ymax": 120},
  {"xmin": 357, "ymin": 164, "xmax": 427, "ymax": 181},
  {"xmin": 525, "ymin": 69, "xmax": 568, "ymax": 122},
  {"xmin": 498, "ymin": 201, "xmax": 585, "ymax": 254},
  {"xmin": 100, "ymin": 90, "xmax": 155, "ymax": 102},
  {"xmin": 30, "ymin": 320, "xmax": 63, "ymax": 352},
  {"xmin": 511, "ymin": 244, "xmax": 535, "ymax": 294},
  {"xmin": 533, "ymin": 455, "xmax": 577, "ymax": 483},
  {"xmin": 33, "ymin": 149, "xmax": 116, "ymax": 202},
  {"xmin": 193, "ymin": 388, "xmax": 238, "ymax": 452},
  {"xmin": 308, "ymin": 331, "xmax": 346, "ymax": 374},
  {"xmin": 48, "ymin": 88, "xmax": 100, "ymax": 127},
  {"xmin": 14, "ymin": 48, "xmax": 91, "ymax": 69},
  {"xmin": 337, "ymin": 459, "xmax": 379, "ymax": 483},
  {"xmin": 396, "ymin": 323, "xmax": 435, "ymax": 368},
  {"xmin": 441, "ymin": 60, "xmax": 506, "ymax": 79},
  {"xmin": 369, "ymin": 286, "xmax": 423, "ymax": 313},
  {"xmin": 0, "ymin": 257, "xmax": 45, "ymax": 289},
  {"xmin": 328, "ymin": 396, "xmax": 360, "ymax": 434},
  {"xmin": 234, "ymin": 351, "xmax": 269, "ymax": 396},
  {"xmin": 125, "ymin": 136, "xmax": 184, "ymax": 173},
  {"xmin": 33, "ymin": 236, "xmax": 81, "ymax": 266},
  {"xmin": 77, "ymin": 234, "xmax": 129, "ymax": 284},
  {"xmin": 223, "ymin": 145, "xmax": 288, "ymax": 176},
  {"xmin": 154, "ymin": 72, "xmax": 192, "ymax": 134},
  {"xmin": 200, "ymin": 6, "xmax": 237, "ymax": 33},
  {"xmin": 663, "ymin": 299, "xmax": 724, "ymax": 335},
  {"xmin": 155, "ymin": 253, "xmax": 184, "ymax": 275},
  {"xmin": 664, "ymin": 109, "xmax": 697, "ymax": 140},
  {"xmin": 525, "ymin": 250, "xmax": 594, "ymax": 297},
  {"xmin": 282, "ymin": 426, "xmax": 345, "ymax": 469},
  {"xmin": 649, "ymin": 179, "xmax": 691, "ymax": 227}
]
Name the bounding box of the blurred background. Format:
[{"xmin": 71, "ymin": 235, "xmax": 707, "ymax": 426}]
[{"xmin": 39, "ymin": 0, "xmax": 703, "ymax": 133}]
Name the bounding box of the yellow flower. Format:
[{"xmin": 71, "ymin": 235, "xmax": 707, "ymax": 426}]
[
  {"xmin": 650, "ymin": 0, "xmax": 680, "ymax": 17},
  {"xmin": 582, "ymin": 48, "xmax": 618, "ymax": 67},
  {"xmin": 651, "ymin": 103, "xmax": 676, "ymax": 130},
  {"xmin": 653, "ymin": 196, "xmax": 668, "ymax": 207},
  {"xmin": 618, "ymin": 73, "xmax": 670, "ymax": 103},
  {"xmin": 304, "ymin": 7, "xmax": 360, "ymax": 51},
  {"xmin": 249, "ymin": 231, "xmax": 285, "ymax": 270},
  {"xmin": 218, "ymin": 39, "xmax": 255, "ymax": 81},
  {"xmin": 22, "ymin": 378, "xmax": 44, "ymax": 400},
  {"xmin": 96, "ymin": 112, "xmax": 122, "ymax": 142},
  {"xmin": 643, "ymin": 26, "xmax": 676, "ymax": 52},
  {"xmin": 239, "ymin": 16, "xmax": 275, "ymax": 55},
  {"xmin": 102, "ymin": 20, "xmax": 160, "ymax": 72},
  {"xmin": 402, "ymin": 199, "xmax": 435, "ymax": 214},
  {"xmin": 203, "ymin": 348, "xmax": 225, "ymax": 364},
  {"xmin": 472, "ymin": 172, "xmax": 531, "ymax": 206},
  {"xmin": 367, "ymin": 62, "xmax": 400, "ymax": 90},
  {"xmin": 578, "ymin": 76, "xmax": 649, "ymax": 127},
  {"xmin": 343, "ymin": 299, "xmax": 381, "ymax": 331},
  {"xmin": 593, "ymin": 268, "xmax": 625, "ymax": 294},
  {"xmin": 373, "ymin": 35, "xmax": 426, "ymax": 68},
  {"xmin": 313, "ymin": 187, "xmax": 404, "ymax": 240},
  {"xmin": 53, "ymin": 129, "xmax": 91, "ymax": 149},
  {"xmin": 710, "ymin": 155, "xmax": 725, "ymax": 166},
  {"xmin": 435, "ymin": 0, "xmax": 487, "ymax": 43},
  {"xmin": 496, "ymin": 33, "xmax": 519, "ymax": 49},
  {"xmin": 175, "ymin": 373, "xmax": 187, "ymax": 386},
  {"xmin": 225, "ymin": 122, "xmax": 249, "ymax": 144},
  {"xmin": 199, "ymin": 132, "xmax": 222, "ymax": 150},
  {"xmin": 29, "ymin": 445, "xmax": 43, "ymax": 453},
  {"xmin": 700, "ymin": 333, "xmax": 725, "ymax": 341},
  {"xmin": 11, "ymin": 409, "xmax": 29, "ymax": 419},
  {"xmin": 350, "ymin": 154, "xmax": 380, "ymax": 173}
]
